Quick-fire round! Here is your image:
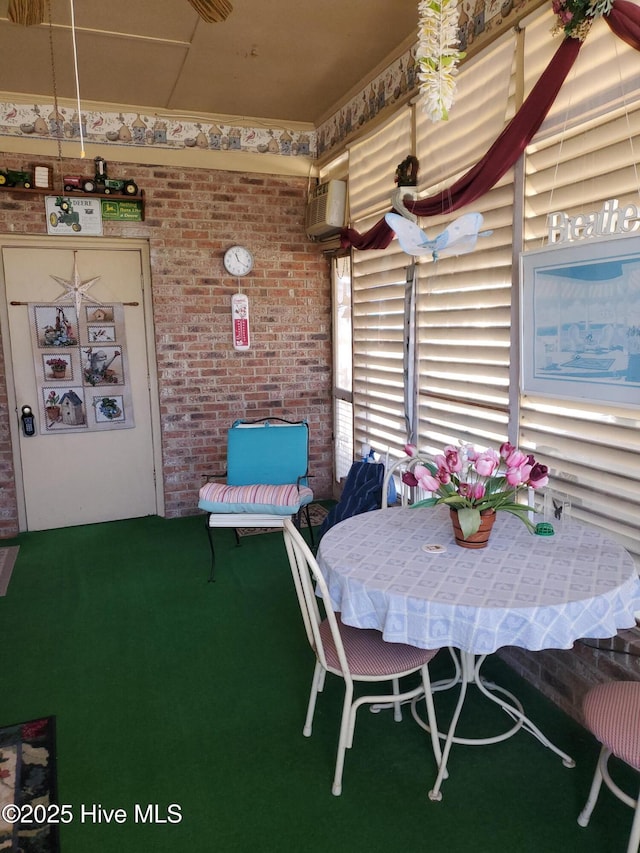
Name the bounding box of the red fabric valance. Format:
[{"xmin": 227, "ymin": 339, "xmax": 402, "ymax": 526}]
[
  {"xmin": 341, "ymin": 0, "xmax": 640, "ymax": 251},
  {"xmin": 607, "ymin": 0, "xmax": 640, "ymax": 48}
]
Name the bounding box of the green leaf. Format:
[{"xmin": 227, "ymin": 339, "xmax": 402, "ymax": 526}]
[
  {"xmin": 456, "ymin": 507, "xmax": 481, "ymax": 539},
  {"xmin": 411, "ymin": 496, "xmax": 439, "ymax": 509}
]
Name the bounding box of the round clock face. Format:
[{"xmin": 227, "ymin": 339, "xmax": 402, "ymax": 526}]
[{"xmin": 223, "ymin": 245, "xmax": 254, "ymax": 277}]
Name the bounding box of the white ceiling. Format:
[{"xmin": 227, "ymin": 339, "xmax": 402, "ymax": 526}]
[{"xmin": 0, "ymin": 0, "xmax": 419, "ymax": 125}]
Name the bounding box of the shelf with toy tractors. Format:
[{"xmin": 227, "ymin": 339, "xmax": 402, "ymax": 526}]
[
  {"xmin": 62, "ymin": 156, "xmax": 139, "ymax": 196},
  {"xmin": 0, "ymin": 157, "xmax": 145, "ymax": 217}
]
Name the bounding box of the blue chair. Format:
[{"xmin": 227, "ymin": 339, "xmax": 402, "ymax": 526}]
[{"xmin": 198, "ymin": 418, "xmax": 314, "ymax": 581}]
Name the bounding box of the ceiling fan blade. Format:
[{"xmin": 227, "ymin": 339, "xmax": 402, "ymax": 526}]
[
  {"xmin": 187, "ymin": 0, "xmax": 233, "ymax": 22},
  {"xmin": 8, "ymin": 0, "xmax": 45, "ymax": 26}
]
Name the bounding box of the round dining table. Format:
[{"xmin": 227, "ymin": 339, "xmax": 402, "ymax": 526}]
[{"xmin": 316, "ymin": 505, "xmax": 640, "ymax": 800}]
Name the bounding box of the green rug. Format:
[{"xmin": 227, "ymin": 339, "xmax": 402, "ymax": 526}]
[{"xmin": 0, "ymin": 717, "xmax": 58, "ymax": 853}]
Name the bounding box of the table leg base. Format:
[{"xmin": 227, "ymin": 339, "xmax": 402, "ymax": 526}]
[{"xmin": 414, "ymin": 652, "xmax": 575, "ymax": 801}]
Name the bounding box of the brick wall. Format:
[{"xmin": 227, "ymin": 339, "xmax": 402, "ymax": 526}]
[
  {"xmin": 0, "ymin": 153, "xmax": 333, "ymax": 535},
  {"xmin": 498, "ymin": 630, "xmax": 640, "ymax": 726}
]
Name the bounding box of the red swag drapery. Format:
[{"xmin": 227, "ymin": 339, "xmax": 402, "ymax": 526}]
[{"xmin": 340, "ymin": 0, "xmax": 640, "ymax": 251}]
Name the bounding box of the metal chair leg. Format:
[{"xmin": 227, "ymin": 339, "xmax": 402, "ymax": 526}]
[
  {"xmin": 205, "ymin": 514, "xmax": 216, "ymax": 583},
  {"xmin": 304, "ymin": 504, "xmax": 315, "ymax": 547}
]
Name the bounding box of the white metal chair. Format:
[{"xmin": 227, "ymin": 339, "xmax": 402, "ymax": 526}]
[
  {"xmin": 578, "ymin": 680, "xmax": 640, "ymax": 852},
  {"xmin": 282, "ymin": 517, "xmax": 442, "ymax": 796},
  {"xmin": 381, "ymin": 454, "xmax": 433, "ymax": 509}
]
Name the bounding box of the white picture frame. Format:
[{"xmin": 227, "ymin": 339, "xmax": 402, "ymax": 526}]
[{"xmin": 520, "ymin": 235, "xmax": 640, "ymax": 408}]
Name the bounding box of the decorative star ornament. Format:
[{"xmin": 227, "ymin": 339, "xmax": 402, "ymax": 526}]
[{"xmin": 51, "ymin": 252, "xmax": 102, "ymax": 315}]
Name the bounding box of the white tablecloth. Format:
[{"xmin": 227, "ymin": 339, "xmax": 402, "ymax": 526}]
[{"xmin": 316, "ymin": 506, "xmax": 640, "ymax": 654}]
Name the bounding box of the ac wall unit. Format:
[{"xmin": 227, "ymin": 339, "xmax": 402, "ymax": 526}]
[{"xmin": 305, "ymin": 180, "xmax": 346, "ymax": 239}]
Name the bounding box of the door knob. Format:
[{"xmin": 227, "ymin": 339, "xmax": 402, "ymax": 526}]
[{"xmin": 21, "ymin": 405, "xmax": 36, "ymax": 436}]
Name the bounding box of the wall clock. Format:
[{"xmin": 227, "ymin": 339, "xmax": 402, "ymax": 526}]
[{"xmin": 223, "ymin": 245, "xmax": 254, "ymax": 277}]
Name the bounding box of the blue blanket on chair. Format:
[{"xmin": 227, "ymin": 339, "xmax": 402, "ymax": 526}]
[{"xmin": 318, "ymin": 461, "xmax": 385, "ymax": 541}]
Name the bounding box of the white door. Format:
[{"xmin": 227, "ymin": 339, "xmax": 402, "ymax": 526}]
[{"xmin": 0, "ymin": 239, "xmax": 162, "ymax": 530}]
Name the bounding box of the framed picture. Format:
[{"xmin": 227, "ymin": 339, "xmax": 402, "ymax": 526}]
[
  {"xmin": 32, "ymin": 164, "xmax": 53, "ymax": 190},
  {"xmin": 41, "ymin": 352, "xmax": 73, "ymax": 382},
  {"xmin": 87, "ymin": 324, "xmax": 116, "ymax": 343},
  {"xmin": 520, "ymin": 235, "xmax": 640, "ymax": 408},
  {"xmin": 32, "ymin": 304, "xmax": 78, "ymax": 348},
  {"xmin": 92, "ymin": 394, "xmax": 126, "ymax": 424}
]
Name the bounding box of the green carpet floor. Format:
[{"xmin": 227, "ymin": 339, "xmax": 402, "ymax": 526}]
[{"xmin": 0, "ymin": 513, "xmax": 635, "ymax": 852}]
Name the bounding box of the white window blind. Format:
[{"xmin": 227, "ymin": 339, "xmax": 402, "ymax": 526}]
[
  {"xmin": 415, "ymin": 32, "xmax": 517, "ymax": 189},
  {"xmin": 332, "ymin": 255, "xmax": 354, "ymax": 482},
  {"xmin": 413, "ymin": 34, "xmax": 517, "ymax": 458},
  {"xmin": 348, "ymin": 108, "xmax": 413, "ymax": 222},
  {"xmin": 345, "ymin": 11, "xmax": 640, "ymax": 558},
  {"xmin": 416, "ymin": 178, "xmax": 515, "ymax": 457},
  {"xmin": 352, "ymin": 211, "xmax": 412, "ymax": 458},
  {"xmin": 349, "ymin": 109, "xmax": 417, "ymax": 458},
  {"xmin": 522, "ymin": 8, "xmax": 640, "ymax": 557},
  {"xmin": 526, "ymin": 8, "xmax": 640, "ymax": 142}
]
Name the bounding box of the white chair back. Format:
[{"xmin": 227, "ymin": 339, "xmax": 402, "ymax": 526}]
[
  {"xmin": 282, "ymin": 517, "xmax": 443, "ymax": 797},
  {"xmin": 381, "ymin": 454, "xmax": 434, "ymax": 509},
  {"xmin": 283, "ymin": 518, "xmax": 351, "ymax": 678}
]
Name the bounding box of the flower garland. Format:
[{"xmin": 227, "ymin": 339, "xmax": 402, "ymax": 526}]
[
  {"xmin": 417, "ymin": 0, "xmax": 465, "ymax": 122},
  {"xmin": 552, "ymin": 0, "xmax": 615, "ymax": 40},
  {"xmin": 417, "ymin": 0, "xmax": 615, "ymax": 124}
]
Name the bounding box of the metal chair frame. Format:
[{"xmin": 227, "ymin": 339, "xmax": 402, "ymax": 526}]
[
  {"xmin": 202, "ymin": 417, "xmax": 313, "ymax": 581},
  {"xmin": 283, "ymin": 517, "xmax": 442, "ymax": 796}
]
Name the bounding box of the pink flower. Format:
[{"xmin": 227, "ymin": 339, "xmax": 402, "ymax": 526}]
[
  {"xmin": 474, "ymin": 450, "xmax": 499, "ymax": 477},
  {"xmin": 402, "ymin": 471, "xmax": 419, "ymax": 487},
  {"xmin": 436, "ymin": 466, "xmax": 451, "ymax": 485},
  {"xmin": 499, "ymin": 441, "xmax": 515, "ymax": 459},
  {"xmin": 470, "ymin": 482, "xmax": 486, "ymax": 500},
  {"xmin": 505, "ymin": 448, "xmax": 528, "ymax": 468},
  {"xmin": 529, "ymin": 462, "xmax": 549, "ymax": 490},
  {"xmin": 404, "ymin": 443, "xmax": 417, "ymax": 457},
  {"xmin": 414, "ymin": 465, "xmax": 441, "ymax": 492},
  {"xmin": 442, "ymin": 446, "xmax": 463, "ymax": 473}
]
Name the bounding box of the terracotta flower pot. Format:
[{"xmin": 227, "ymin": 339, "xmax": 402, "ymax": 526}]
[
  {"xmin": 51, "ymin": 367, "xmax": 66, "ymax": 379},
  {"xmin": 449, "ymin": 507, "xmax": 496, "ymax": 549}
]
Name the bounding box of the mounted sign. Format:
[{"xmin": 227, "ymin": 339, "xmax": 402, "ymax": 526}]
[
  {"xmin": 45, "ymin": 195, "xmax": 103, "ymax": 236},
  {"xmin": 547, "ymin": 198, "xmax": 640, "ymax": 245},
  {"xmin": 231, "ymin": 292, "xmax": 250, "ymax": 351},
  {"xmin": 101, "ymin": 198, "xmax": 144, "ymax": 222}
]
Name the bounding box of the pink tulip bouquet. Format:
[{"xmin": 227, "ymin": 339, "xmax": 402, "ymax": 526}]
[{"xmin": 403, "ymin": 442, "xmax": 549, "ymax": 540}]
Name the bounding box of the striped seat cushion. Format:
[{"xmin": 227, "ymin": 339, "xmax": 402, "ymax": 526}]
[
  {"xmin": 198, "ymin": 482, "xmax": 313, "ymax": 515},
  {"xmin": 319, "ymin": 619, "xmax": 438, "ymax": 677},
  {"xmin": 583, "ymin": 681, "xmax": 640, "ymax": 769}
]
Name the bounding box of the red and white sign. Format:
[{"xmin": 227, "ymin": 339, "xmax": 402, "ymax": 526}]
[{"xmin": 231, "ymin": 292, "xmax": 250, "ymax": 350}]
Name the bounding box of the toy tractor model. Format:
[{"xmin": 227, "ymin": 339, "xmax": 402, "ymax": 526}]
[
  {"xmin": 0, "ymin": 168, "xmax": 33, "ymax": 188},
  {"xmin": 49, "ymin": 197, "xmax": 81, "ymax": 232},
  {"xmin": 63, "ymin": 157, "xmax": 138, "ymax": 195},
  {"xmin": 63, "ymin": 175, "xmax": 91, "ymax": 192},
  {"xmin": 88, "ymin": 156, "xmax": 138, "ymax": 195},
  {"xmin": 101, "ymin": 176, "xmax": 138, "ymax": 195}
]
